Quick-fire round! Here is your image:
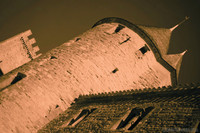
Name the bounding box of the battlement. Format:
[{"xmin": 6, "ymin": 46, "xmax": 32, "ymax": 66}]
[
  {"xmin": 0, "ymin": 18, "xmax": 191, "ymax": 133},
  {"xmin": 0, "ymin": 29, "xmax": 41, "ymax": 75}
]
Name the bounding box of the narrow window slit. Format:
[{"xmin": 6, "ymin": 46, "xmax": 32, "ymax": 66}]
[
  {"xmin": 128, "ymin": 106, "xmax": 154, "ymax": 130},
  {"xmin": 75, "ymin": 38, "xmax": 81, "ymax": 42},
  {"xmin": 111, "ymin": 106, "xmax": 154, "ymax": 130},
  {"xmin": 55, "ymin": 105, "xmax": 59, "ymax": 108},
  {"xmin": 10, "ymin": 72, "xmax": 26, "ymax": 85},
  {"xmin": 0, "ymin": 68, "xmax": 3, "ymax": 76},
  {"xmin": 112, "ymin": 68, "xmax": 119, "ymax": 73},
  {"xmin": 114, "ymin": 25, "xmax": 125, "ymax": 33},
  {"xmin": 50, "ymin": 56, "xmax": 57, "ymax": 59},
  {"xmin": 67, "ymin": 70, "xmax": 72, "ymax": 74},
  {"xmin": 68, "ymin": 108, "xmax": 97, "ymax": 127}
]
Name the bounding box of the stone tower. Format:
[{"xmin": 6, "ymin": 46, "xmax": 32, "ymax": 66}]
[
  {"xmin": 0, "ymin": 30, "xmax": 41, "ymax": 76},
  {"xmin": 0, "ymin": 17, "xmax": 186, "ymax": 133}
]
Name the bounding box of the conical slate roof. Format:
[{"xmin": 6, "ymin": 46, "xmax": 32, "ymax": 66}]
[
  {"xmin": 137, "ymin": 24, "xmax": 187, "ymax": 79},
  {"xmin": 163, "ymin": 51, "xmax": 187, "ymax": 77},
  {"xmin": 92, "ymin": 17, "xmax": 188, "ymax": 81},
  {"xmin": 137, "ymin": 25, "xmax": 172, "ymax": 56},
  {"xmin": 137, "ymin": 16, "xmax": 189, "ymax": 57}
]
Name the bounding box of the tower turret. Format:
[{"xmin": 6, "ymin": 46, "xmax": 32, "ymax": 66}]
[
  {"xmin": 0, "ymin": 30, "xmax": 41, "ymax": 76},
  {"xmin": 163, "ymin": 50, "xmax": 187, "ymax": 78},
  {"xmin": 0, "ymin": 17, "xmax": 187, "ymax": 132},
  {"xmin": 137, "ymin": 17, "xmax": 189, "ymax": 79},
  {"xmin": 137, "ymin": 26, "xmax": 171, "ymax": 55}
]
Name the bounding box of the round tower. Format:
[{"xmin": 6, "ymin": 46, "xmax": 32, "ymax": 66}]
[{"xmin": 0, "ymin": 17, "xmax": 186, "ymax": 132}]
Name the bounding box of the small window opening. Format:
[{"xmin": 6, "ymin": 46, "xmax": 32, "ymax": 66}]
[
  {"xmin": 75, "ymin": 38, "xmax": 81, "ymax": 42},
  {"xmin": 55, "ymin": 105, "xmax": 59, "ymax": 108},
  {"xmin": 0, "ymin": 69, "xmax": 3, "ymax": 76},
  {"xmin": 128, "ymin": 106, "xmax": 154, "ymax": 130},
  {"xmin": 67, "ymin": 70, "xmax": 72, "ymax": 74},
  {"xmin": 112, "ymin": 68, "xmax": 119, "ymax": 73},
  {"xmin": 68, "ymin": 108, "xmax": 96, "ymax": 127},
  {"xmin": 50, "ymin": 56, "xmax": 57, "ymax": 59},
  {"xmin": 116, "ymin": 107, "xmax": 143, "ymax": 129},
  {"xmin": 114, "ymin": 25, "xmax": 125, "ymax": 33},
  {"xmin": 10, "ymin": 72, "xmax": 26, "ymax": 85},
  {"xmin": 112, "ymin": 106, "xmax": 154, "ymax": 130},
  {"xmin": 139, "ymin": 44, "xmax": 150, "ymax": 54}
]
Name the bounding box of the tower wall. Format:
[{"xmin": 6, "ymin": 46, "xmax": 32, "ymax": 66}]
[
  {"xmin": 0, "ymin": 22, "xmax": 173, "ymax": 132},
  {"xmin": 0, "ymin": 30, "xmax": 41, "ymax": 75}
]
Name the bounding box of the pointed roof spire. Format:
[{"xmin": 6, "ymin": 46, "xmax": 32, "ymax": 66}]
[
  {"xmin": 137, "ymin": 25, "xmax": 172, "ymax": 55},
  {"xmin": 137, "ymin": 20, "xmax": 187, "ymax": 80},
  {"xmin": 170, "ymin": 16, "xmax": 190, "ymax": 31},
  {"xmin": 137, "ymin": 17, "xmax": 189, "ymax": 56},
  {"xmin": 163, "ymin": 50, "xmax": 187, "ymax": 78},
  {"xmin": 180, "ymin": 50, "xmax": 187, "ymax": 55}
]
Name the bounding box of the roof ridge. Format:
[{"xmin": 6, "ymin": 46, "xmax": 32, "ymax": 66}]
[
  {"xmin": 77, "ymin": 83, "xmax": 200, "ymax": 99},
  {"xmin": 137, "ymin": 24, "xmax": 169, "ymax": 29}
]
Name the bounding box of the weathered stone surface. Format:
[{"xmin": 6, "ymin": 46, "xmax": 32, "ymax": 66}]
[
  {"xmin": 0, "ymin": 30, "xmax": 41, "ymax": 75},
  {"xmin": 0, "ymin": 20, "xmax": 176, "ymax": 132},
  {"xmin": 38, "ymin": 84, "xmax": 200, "ymax": 132}
]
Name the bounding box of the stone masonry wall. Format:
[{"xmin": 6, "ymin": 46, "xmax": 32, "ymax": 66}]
[
  {"xmin": 0, "ymin": 30, "xmax": 41, "ymax": 75},
  {"xmin": 38, "ymin": 84, "xmax": 200, "ymax": 132},
  {"xmin": 0, "ymin": 23, "xmax": 171, "ymax": 132}
]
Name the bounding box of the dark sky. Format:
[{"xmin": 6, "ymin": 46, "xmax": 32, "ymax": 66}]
[{"xmin": 0, "ymin": 0, "xmax": 199, "ymax": 84}]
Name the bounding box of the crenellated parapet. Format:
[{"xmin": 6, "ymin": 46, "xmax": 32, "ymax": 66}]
[
  {"xmin": 0, "ymin": 29, "xmax": 41, "ymax": 76},
  {"xmin": 0, "ymin": 18, "xmax": 189, "ymax": 133}
]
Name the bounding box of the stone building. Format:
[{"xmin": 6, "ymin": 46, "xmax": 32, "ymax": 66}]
[
  {"xmin": 39, "ymin": 83, "xmax": 200, "ymax": 132},
  {"xmin": 0, "ymin": 17, "xmax": 196, "ymax": 133},
  {"xmin": 0, "ymin": 30, "xmax": 41, "ymax": 76}
]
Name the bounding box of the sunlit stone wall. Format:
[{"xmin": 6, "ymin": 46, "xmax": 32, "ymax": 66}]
[{"xmin": 0, "ymin": 22, "xmax": 172, "ymax": 133}]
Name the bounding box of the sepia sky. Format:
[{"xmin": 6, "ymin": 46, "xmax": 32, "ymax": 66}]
[{"xmin": 0, "ymin": 0, "xmax": 199, "ymax": 84}]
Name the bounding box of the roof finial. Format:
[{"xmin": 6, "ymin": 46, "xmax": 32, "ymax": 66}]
[
  {"xmin": 170, "ymin": 16, "xmax": 190, "ymax": 31},
  {"xmin": 181, "ymin": 50, "xmax": 187, "ymax": 55}
]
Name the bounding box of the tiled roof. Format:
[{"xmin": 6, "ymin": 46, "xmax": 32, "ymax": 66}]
[
  {"xmin": 38, "ymin": 83, "xmax": 200, "ymax": 132},
  {"xmin": 163, "ymin": 51, "xmax": 187, "ymax": 77}
]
